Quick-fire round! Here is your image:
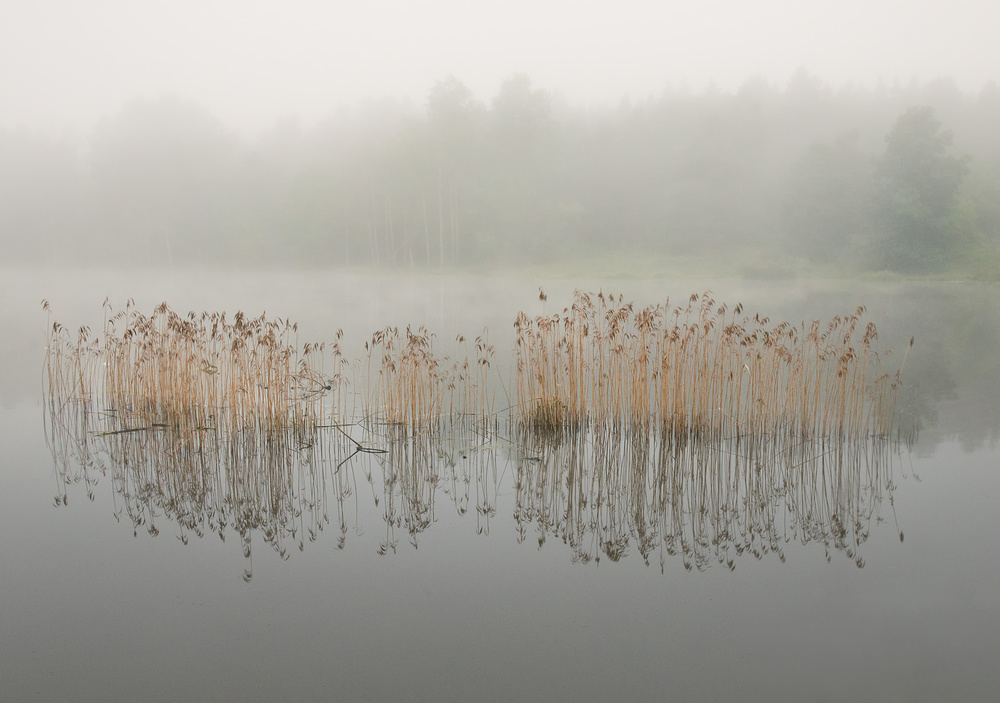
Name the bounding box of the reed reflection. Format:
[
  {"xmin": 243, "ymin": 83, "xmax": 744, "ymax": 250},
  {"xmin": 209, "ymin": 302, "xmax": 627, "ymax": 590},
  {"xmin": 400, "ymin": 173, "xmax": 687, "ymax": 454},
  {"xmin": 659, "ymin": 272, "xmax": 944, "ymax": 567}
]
[
  {"xmin": 370, "ymin": 423, "xmax": 500, "ymax": 554},
  {"xmin": 513, "ymin": 424, "xmax": 908, "ymax": 570},
  {"xmin": 46, "ymin": 404, "xmax": 907, "ymax": 574},
  {"xmin": 47, "ymin": 403, "xmax": 365, "ymax": 581}
]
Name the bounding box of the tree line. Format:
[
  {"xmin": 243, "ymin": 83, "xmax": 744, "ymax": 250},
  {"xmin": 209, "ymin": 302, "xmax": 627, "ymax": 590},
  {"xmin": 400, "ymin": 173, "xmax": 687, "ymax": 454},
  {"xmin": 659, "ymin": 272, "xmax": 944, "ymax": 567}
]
[{"xmin": 3, "ymin": 71, "xmax": 1000, "ymax": 276}]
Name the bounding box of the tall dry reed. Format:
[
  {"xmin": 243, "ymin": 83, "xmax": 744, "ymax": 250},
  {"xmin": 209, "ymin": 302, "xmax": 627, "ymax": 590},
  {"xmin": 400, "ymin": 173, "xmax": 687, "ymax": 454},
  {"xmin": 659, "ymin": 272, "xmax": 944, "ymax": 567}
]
[{"xmin": 513, "ymin": 290, "xmax": 902, "ymax": 439}]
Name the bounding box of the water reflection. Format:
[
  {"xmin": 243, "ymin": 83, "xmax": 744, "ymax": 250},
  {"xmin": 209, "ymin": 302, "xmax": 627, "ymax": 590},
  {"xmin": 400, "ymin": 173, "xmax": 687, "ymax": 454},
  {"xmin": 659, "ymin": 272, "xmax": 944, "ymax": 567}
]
[
  {"xmin": 373, "ymin": 425, "xmax": 500, "ymax": 554},
  {"xmin": 47, "ymin": 396, "xmax": 358, "ymax": 581},
  {"xmin": 513, "ymin": 425, "xmax": 907, "ymax": 571},
  {"xmin": 47, "ymin": 397, "xmax": 908, "ymax": 577}
]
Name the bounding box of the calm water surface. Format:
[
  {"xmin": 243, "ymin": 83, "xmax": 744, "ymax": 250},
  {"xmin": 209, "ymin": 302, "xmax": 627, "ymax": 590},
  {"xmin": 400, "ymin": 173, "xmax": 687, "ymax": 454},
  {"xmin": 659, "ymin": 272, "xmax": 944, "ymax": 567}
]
[{"xmin": 2, "ymin": 267, "xmax": 998, "ymax": 702}]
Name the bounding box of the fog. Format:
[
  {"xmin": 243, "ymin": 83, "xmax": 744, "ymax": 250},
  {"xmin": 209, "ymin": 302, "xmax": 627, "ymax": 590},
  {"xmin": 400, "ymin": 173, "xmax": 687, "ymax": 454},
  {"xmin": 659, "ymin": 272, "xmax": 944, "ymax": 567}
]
[
  {"xmin": 4, "ymin": 77, "xmax": 1000, "ymax": 277},
  {"xmin": 3, "ymin": 1, "xmax": 998, "ymax": 137},
  {"xmin": 5, "ymin": 6, "xmax": 1000, "ymax": 701},
  {"xmin": 2, "ymin": 0, "xmax": 999, "ymax": 278}
]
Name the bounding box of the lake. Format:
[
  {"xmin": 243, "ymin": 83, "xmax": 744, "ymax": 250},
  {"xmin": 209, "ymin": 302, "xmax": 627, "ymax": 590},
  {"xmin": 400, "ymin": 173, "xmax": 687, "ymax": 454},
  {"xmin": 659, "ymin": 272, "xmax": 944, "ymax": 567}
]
[{"xmin": 2, "ymin": 266, "xmax": 998, "ymax": 702}]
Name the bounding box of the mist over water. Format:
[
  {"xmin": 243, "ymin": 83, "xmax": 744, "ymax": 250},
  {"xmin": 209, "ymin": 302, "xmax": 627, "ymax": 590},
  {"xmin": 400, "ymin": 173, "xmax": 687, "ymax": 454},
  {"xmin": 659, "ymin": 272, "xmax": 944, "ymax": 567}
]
[
  {"xmin": 3, "ymin": 268, "xmax": 999, "ymax": 700},
  {"xmin": 2, "ymin": 2, "xmax": 999, "ymax": 700}
]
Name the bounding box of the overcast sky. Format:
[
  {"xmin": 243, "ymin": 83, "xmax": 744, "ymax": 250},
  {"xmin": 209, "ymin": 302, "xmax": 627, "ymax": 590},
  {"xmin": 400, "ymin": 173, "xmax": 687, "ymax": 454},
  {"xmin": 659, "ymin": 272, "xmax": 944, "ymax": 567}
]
[{"xmin": 2, "ymin": 0, "xmax": 998, "ymax": 136}]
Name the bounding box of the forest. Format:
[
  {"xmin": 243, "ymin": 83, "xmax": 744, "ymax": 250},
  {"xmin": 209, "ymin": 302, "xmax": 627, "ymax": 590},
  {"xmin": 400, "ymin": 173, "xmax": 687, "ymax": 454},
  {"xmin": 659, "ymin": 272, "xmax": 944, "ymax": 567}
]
[{"xmin": 4, "ymin": 71, "xmax": 1000, "ymax": 278}]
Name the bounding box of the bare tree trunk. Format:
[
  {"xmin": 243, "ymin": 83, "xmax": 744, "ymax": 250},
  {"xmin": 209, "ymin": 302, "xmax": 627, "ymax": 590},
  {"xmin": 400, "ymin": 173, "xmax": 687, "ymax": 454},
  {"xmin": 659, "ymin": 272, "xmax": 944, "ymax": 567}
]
[
  {"xmin": 160, "ymin": 222, "xmax": 174, "ymax": 267},
  {"xmin": 450, "ymin": 185, "xmax": 459, "ymax": 263},
  {"xmin": 437, "ymin": 165, "xmax": 445, "ymax": 270},
  {"xmin": 369, "ymin": 184, "xmax": 380, "ymax": 266},
  {"xmin": 385, "ymin": 191, "xmax": 395, "ymax": 265},
  {"xmin": 343, "ymin": 209, "xmax": 350, "ymax": 267},
  {"xmin": 421, "ymin": 185, "xmax": 431, "ymax": 266}
]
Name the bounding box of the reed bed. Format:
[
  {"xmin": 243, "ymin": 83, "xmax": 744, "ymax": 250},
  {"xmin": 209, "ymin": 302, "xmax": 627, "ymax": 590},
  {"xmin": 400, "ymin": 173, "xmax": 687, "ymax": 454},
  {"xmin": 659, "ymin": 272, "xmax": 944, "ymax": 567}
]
[
  {"xmin": 514, "ymin": 289, "xmax": 906, "ymax": 438},
  {"xmin": 363, "ymin": 325, "xmax": 496, "ymax": 429},
  {"xmin": 42, "ymin": 292, "xmax": 911, "ymax": 572},
  {"xmin": 44, "ymin": 299, "xmax": 347, "ymax": 438},
  {"xmin": 44, "ymin": 291, "xmax": 906, "ymax": 440}
]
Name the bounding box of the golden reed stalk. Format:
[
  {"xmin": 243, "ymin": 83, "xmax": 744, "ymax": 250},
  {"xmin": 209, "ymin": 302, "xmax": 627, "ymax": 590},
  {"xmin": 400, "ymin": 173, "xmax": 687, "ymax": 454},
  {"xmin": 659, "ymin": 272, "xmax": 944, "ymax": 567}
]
[
  {"xmin": 513, "ymin": 290, "xmax": 902, "ymax": 439},
  {"xmin": 44, "ymin": 291, "xmax": 905, "ymax": 440}
]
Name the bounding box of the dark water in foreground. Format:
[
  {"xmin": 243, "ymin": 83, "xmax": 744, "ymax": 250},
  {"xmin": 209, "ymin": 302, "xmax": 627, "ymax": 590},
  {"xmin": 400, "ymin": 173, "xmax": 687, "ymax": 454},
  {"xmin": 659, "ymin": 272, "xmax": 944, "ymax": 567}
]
[{"xmin": 2, "ymin": 267, "xmax": 999, "ymax": 702}]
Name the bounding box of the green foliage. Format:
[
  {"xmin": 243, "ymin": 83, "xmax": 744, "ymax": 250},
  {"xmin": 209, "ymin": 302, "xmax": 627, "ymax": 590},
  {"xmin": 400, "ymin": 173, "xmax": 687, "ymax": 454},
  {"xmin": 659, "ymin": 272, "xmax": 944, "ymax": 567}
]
[
  {"xmin": 964, "ymin": 153, "xmax": 1000, "ymax": 253},
  {"xmin": 872, "ymin": 106, "xmax": 970, "ymax": 272}
]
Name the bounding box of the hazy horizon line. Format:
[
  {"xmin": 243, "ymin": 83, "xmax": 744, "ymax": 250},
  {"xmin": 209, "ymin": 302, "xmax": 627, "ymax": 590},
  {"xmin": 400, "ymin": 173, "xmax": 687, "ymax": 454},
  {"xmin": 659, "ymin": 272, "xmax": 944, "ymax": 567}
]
[{"xmin": 6, "ymin": 70, "xmax": 999, "ymax": 141}]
